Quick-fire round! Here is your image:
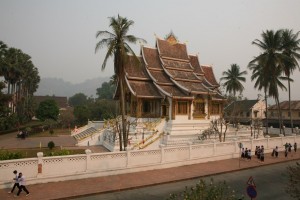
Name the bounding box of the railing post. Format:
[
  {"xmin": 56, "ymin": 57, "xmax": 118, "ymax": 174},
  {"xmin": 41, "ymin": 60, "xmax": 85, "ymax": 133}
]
[
  {"xmin": 85, "ymin": 149, "xmax": 92, "ymax": 171},
  {"xmin": 188, "ymin": 142, "xmax": 192, "ymax": 160},
  {"xmin": 159, "ymin": 144, "xmax": 165, "ymax": 163},
  {"xmin": 213, "ymin": 140, "xmax": 217, "ymax": 155},
  {"xmin": 126, "ymin": 148, "xmax": 130, "ymax": 167},
  {"xmin": 37, "ymin": 152, "xmax": 43, "ymax": 177}
]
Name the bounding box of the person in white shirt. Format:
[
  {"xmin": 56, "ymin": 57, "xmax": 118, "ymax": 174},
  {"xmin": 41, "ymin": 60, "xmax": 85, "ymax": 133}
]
[
  {"xmin": 15, "ymin": 173, "xmax": 30, "ymax": 197},
  {"xmin": 8, "ymin": 170, "xmax": 19, "ymax": 194}
]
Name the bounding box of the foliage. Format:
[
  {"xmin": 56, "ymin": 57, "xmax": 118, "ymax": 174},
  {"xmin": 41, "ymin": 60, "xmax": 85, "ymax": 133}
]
[
  {"xmin": 286, "ymin": 162, "xmax": 300, "ymax": 199},
  {"xmin": 35, "ymin": 99, "xmax": 59, "ymax": 121},
  {"xmin": 58, "ymin": 109, "xmax": 75, "ymax": 128},
  {"xmin": 0, "ymin": 41, "xmax": 40, "ymax": 125},
  {"xmin": 167, "ymin": 179, "xmax": 241, "ymax": 200},
  {"xmin": 73, "ymin": 105, "xmax": 91, "ymax": 125},
  {"xmin": 249, "ymin": 29, "xmax": 295, "ymax": 135},
  {"xmin": 45, "ymin": 149, "xmax": 71, "ymax": 157},
  {"xmin": 69, "ymin": 93, "xmax": 88, "ymax": 107},
  {"xmin": 47, "ymin": 141, "xmax": 55, "ymax": 150},
  {"xmin": 221, "ymin": 64, "xmax": 247, "ymax": 97},
  {"xmin": 96, "ymin": 80, "xmax": 116, "ymax": 100},
  {"xmin": 0, "ymin": 150, "xmax": 23, "ymax": 160},
  {"xmin": 89, "ymin": 99, "xmax": 118, "ymax": 120}
]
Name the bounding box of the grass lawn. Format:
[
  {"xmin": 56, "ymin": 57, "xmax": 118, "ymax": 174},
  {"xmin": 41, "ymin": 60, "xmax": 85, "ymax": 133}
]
[
  {"xmin": 29, "ymin": 128, "xmax": 72, "ymax": 137},
  {"xmin": 0, "ymin": 147, "xmax": 85, "ymax": 159}
]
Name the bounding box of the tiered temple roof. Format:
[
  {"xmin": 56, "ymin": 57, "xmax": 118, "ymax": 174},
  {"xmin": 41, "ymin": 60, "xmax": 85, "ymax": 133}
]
[{"xmin": 123, "ymin": 34, "xmax": 224, "ymax": 100}]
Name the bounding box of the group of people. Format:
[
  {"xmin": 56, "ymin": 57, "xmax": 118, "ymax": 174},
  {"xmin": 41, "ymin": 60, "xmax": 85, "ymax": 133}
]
[
  {"xmin": 241, "ymin": 145, "xmax": 266, "ymax": 162},
  {"xmin": 255, "ymin": 145, "xmax": 265, "ymax": 162},
  {"xmin": 284, "ymin": 142, "xmax": 297, "ymax": 158},
  {"xmin": 241, "ymin": 147, "xmax": 252, "ymax": 160},
  {"xmin": 16, "ymin": 130, "xmax": 28, "ymax": 139},
  {"xmin": 8, "ymin": 170, "xmax": 30, "ymax": 197}
]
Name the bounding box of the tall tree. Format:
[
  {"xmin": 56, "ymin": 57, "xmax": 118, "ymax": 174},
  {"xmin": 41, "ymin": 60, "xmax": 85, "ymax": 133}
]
[
  {"xmin": 248, "ymin": 61, "xmax": 270, "ymax": 134},
  {"xmin": 250, "ymin": 30, "xmax": 290, "ymax": 135},
  {"xmin": 95, "ymin": 15, "xmax": 145, "ymax": 151},
  {"xmin": 221, "ymin": 64, "xmax": 247, "ymax": 124},
  {"xmin": 281, "ymin": 29, "xmax": 300, "ymax": 133}
]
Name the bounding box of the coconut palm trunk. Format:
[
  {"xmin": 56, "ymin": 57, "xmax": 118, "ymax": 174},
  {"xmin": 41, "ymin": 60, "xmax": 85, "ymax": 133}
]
[
  {"xmin": 287, "ymin": 77, "xmax": 293, "ymax": 133},
  {"xmin": 264, "ymin": 91, "xmax": 269, "ymax": 135}
]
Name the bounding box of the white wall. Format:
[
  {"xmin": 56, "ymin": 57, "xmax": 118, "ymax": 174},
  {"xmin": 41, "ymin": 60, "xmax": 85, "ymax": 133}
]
[{"xmin": 0, "ymin": 135, "xmax": 299, "ymax": 189}]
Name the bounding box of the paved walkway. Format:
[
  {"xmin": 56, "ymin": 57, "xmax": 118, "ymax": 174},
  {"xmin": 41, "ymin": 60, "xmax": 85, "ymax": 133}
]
[{"xmin": 0, "ymin": 150, "xmax": 299, "ymax": 200}]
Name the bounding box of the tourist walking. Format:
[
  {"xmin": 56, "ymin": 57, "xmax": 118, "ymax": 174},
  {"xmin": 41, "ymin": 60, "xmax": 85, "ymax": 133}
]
[
  {"xmin": 275, "ymin": 146, "xmax": 279, "ymax": 158},
  {"xmin": 294, "ymin": 142, "xmax": 297, "ymax": 153},
  {"xmin": 288, "ymin": 143, "xmax": 292, "ymax": 152},
  {"xmin": 247, "ymin": 149, "xmax": 251, "ymax": 160},
  {"xmin": 8, "ymin": 170, "xmax": 19, "ymax": 194},
  {"xmin": 285, "ymin": 148, "xmax": 288, "ymax": 158},
  {"xmin": 15, "ymin": 172, "xmax": 30, "ymax": 197}
]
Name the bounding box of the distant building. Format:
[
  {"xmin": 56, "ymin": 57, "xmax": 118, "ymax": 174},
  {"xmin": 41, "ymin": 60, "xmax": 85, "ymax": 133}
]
[
  {"xmin": 267, "ymin": 100, "xmax": 300, "ymax": 128},
  {"xmin": 224, "ymin": 99, "xmax": 266, "ymax": 125}
]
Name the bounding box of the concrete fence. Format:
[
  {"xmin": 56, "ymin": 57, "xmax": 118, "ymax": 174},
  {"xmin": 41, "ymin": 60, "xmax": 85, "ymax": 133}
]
[{"xmin": 0, "ymin": 135, "xmax": 299, "ymax": 189}]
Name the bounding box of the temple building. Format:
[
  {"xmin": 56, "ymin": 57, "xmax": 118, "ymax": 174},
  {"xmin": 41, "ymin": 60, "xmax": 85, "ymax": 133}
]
[{"xmin": 118, "ymin": 33, "xmax": 225, "ymax": 122}]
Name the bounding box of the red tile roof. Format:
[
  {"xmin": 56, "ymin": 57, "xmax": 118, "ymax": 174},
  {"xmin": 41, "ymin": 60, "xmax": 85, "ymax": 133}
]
[{"xmin": 268, "ymin": 101, "xmax": 300, "ymax": 110}]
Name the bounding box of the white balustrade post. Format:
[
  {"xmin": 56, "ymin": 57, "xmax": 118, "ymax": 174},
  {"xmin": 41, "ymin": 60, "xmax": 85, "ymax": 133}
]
[
  {"xmin": 126, "ymin": 149, "xmax": 130, "ymax": 167},
  {"xmin": 159, "ymin": 144, "xmax": 165, "ymax": 163},
  {"xmin": 37, "ymin": 152, "xmax": 43, "ymax": 177},
  {"xmin": 85, "ymin": 149, "xmax": 92, "ymax": 171},
  {"xmin": 188, "ymin": 142, "xmax": 192, "ymax": 160},
  {"xmin": 213, "ymin": 140, "xmax": 217, "ymax": 155}
]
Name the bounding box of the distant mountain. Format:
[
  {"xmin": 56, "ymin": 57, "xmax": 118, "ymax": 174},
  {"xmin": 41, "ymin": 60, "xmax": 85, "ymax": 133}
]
[{"xmin": 35, "ymin": 77, "xmax": 110, "ymax": 98}]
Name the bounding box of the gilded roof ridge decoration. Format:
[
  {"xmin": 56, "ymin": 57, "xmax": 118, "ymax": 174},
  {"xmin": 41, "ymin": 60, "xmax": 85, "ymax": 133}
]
[{"xmin": 136, "ymin": 95, "xmax": 163, "ymax": 99}]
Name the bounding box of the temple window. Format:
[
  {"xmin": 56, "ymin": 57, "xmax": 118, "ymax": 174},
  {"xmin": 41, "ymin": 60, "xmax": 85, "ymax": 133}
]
[{"xmin": 177, "ymin": 101, "xmax": 188, "ymax": 114}]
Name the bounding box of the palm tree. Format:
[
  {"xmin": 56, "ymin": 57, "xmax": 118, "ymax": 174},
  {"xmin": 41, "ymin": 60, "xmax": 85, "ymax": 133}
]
[
  {"xmin": 248, "ymin": 61, "xmax": 269, "ymax": 134},
  {"xmin": 221, "ymin": 64, "xmax": 247, "ymax": 124},
  {"xmin": 95, "ymin": 15, "xmax": 145, "ymax": 151},
  {"xmin": 281, "ymin": 29, "xmax": 300, "ymax": 133},
  {"xmin": 250, "ymin": 30, "xmax": 291, "ymax": 135}
]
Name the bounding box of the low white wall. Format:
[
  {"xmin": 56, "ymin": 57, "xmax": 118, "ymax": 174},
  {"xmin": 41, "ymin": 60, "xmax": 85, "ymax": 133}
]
[{"xmin": 0, "ymin": 135, "xmax": 299, "ymax": 189}]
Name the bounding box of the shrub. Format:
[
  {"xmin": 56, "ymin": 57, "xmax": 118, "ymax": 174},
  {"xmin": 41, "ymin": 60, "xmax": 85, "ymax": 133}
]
[
  {"xmin": 48, "ymin": 141, "xmax": 55, "ymax": 150},
  {"xmin": 0, "ymin": 151, "xmax": 23, "ymax": 160},
  {"xmin": 49, "ymin": 129, "xmax": 54, "ymax": 135},
  {"xmin": 45, "ymin": 149, "xmax": 71, "ymax": 157},
  {"xmin": 167, "ymin": 179, "xmax": 242, "ymax": 200}
]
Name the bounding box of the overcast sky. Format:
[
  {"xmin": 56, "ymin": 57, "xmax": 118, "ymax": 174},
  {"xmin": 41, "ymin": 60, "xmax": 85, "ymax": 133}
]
[{"xmin": 1, "ymin": 0, "xmax": 300, "ymax": 101}]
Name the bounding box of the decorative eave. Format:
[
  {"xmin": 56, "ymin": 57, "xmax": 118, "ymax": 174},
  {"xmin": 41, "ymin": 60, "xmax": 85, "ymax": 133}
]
[
  {"xmin": 125, "ymin": 76, "xmax": 137, "ymax": 97},
  {"xmin": 170, "ymin": 78, "xmax": 190, "ymax": 93},
  {"xmin": 154, "ymin": 82, "xmax": 172, "ymax": 97},
  {"xmin": 136, "ymin": 95, "xmax": 163, "ymax": 99}
]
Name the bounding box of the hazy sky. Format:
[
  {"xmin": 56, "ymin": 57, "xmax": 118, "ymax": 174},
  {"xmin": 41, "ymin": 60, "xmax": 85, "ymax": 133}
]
[{"xmin": 1, "ymin": 0, "xmax": 300, "ymax": 101}]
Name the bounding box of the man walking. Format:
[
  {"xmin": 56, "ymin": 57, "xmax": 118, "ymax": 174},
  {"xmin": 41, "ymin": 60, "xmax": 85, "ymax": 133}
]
[
  {"xmin": 8, "ymin": 170, "xmax": 19, "ymax": 194},
  {"xmin": 15, "ymin": 172, "xmax": 30, "ymax": 197}
]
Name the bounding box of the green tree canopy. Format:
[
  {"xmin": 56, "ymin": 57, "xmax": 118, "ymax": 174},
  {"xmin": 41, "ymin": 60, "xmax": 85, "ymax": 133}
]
[
  {"xmin": 35, "ymin": 99, "xmax": 59, "ymax": 121},
  {"xmin": 73, "ymin": 105, "xmax": 91, "ymax": 126},
  {"xmin": 69, "ymin": 93, "xmax": 88, "ymax": 107},
  {"xmin": 96, "ymin": 80, "xmax": 116, "ymax": 100}
]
